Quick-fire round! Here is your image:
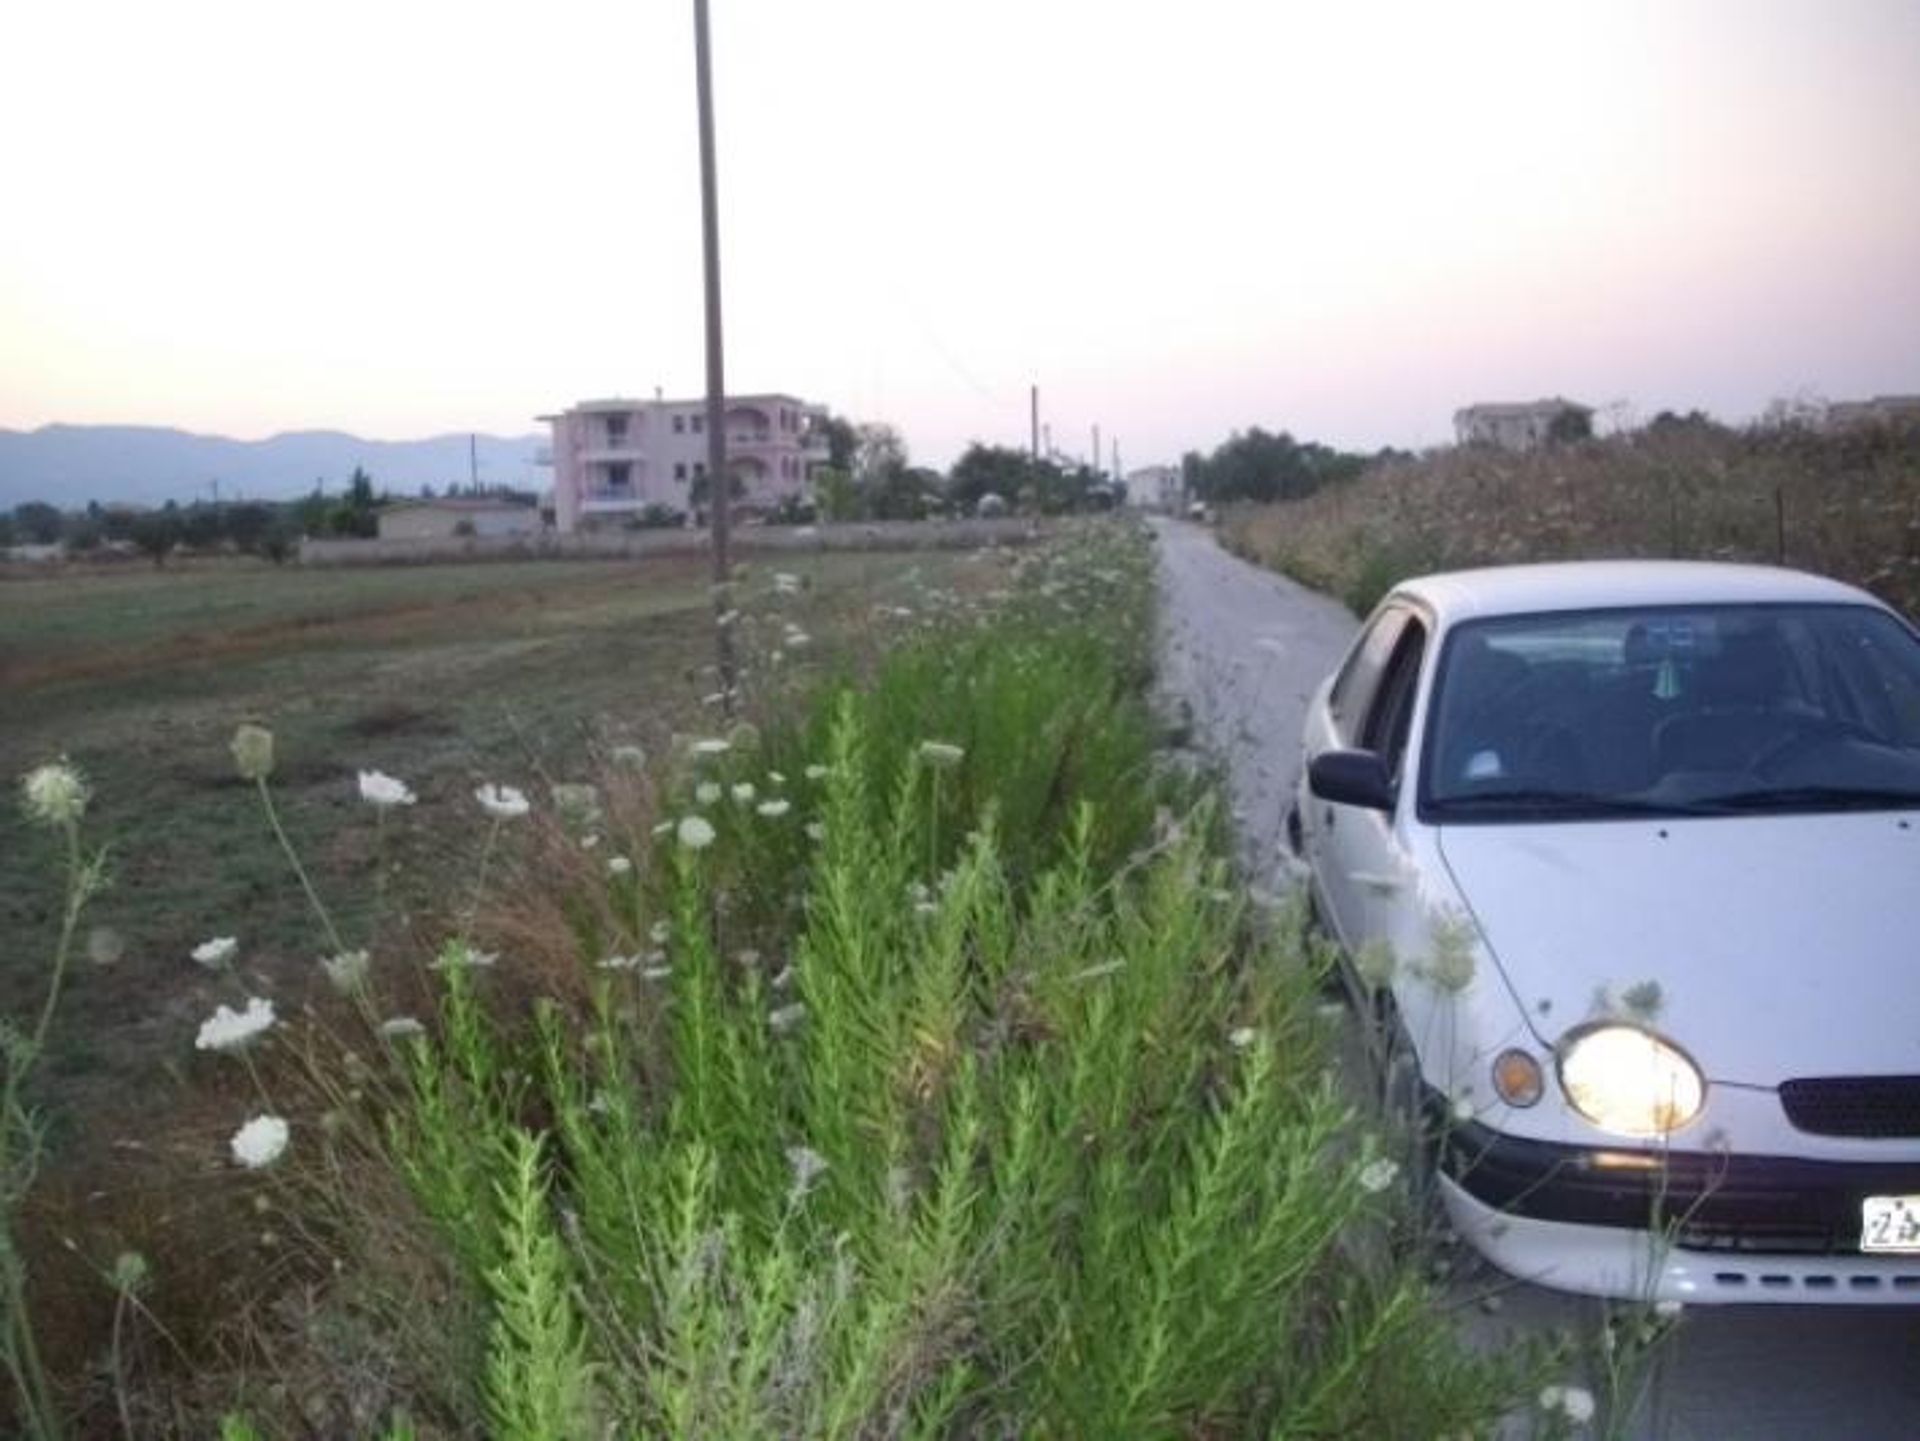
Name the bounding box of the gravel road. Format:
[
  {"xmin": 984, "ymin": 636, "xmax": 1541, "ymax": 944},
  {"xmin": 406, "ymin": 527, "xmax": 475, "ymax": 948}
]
[{"xmin": 1150, "ymin": 516, "xmax": 1920, "ymax": 1440}]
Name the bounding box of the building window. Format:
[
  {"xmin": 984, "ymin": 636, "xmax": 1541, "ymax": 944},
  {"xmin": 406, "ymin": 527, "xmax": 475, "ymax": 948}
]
[
  {"xmin": 673, "ymin": 415, "xmax": 685, "ymax": 434},
  {"xmin": 693, "ymin": 462, "xmax": 706, "ymax": 478},
  {"xmin": 607, "ymin": 415, "xmax": 628, "ymax": 444},
  {"xmin": 606, "ymin": 463, "xmax": 631, "ymax": 491},
  {"xmin": 674, "ymin": 462, "xmax": 688, "ymax": 481},
  {"xmin": 692, "ymin": 414, "xmax": 705, "ymax": 434}
]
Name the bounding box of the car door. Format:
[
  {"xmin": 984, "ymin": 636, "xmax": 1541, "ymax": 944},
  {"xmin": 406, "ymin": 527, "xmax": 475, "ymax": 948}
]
[
  {"xmin": 1303, "ymin": 603, "xmax": 1415, "ymax": 945},
  {"xmin": 1313, "ymin": 613, "xmax": 1429, "ymax": 950}
]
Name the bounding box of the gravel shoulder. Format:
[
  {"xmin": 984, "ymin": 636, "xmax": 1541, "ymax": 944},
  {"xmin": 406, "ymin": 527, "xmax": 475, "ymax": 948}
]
[{"xmin": 1149, "ymin": 516, "xmax": 1920, "ymax": 1441}]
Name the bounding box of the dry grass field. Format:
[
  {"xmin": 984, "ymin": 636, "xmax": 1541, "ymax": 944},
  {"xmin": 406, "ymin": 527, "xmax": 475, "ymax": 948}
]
[{"xmin": 1220, "ymin": 421, "xmax": 1920, "ymax": 617}]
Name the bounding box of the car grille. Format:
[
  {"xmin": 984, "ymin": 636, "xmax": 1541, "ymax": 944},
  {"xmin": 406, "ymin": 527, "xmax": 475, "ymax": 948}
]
[{"xmin": 1779, "ymin": 1076, "xmax": 1920, "ymax": 1139}]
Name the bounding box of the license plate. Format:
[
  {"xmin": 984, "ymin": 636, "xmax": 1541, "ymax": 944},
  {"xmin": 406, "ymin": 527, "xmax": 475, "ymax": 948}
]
[{"xmin": 1862, "ymin": 1195, "xmax": 1920, "ymax": 1253}]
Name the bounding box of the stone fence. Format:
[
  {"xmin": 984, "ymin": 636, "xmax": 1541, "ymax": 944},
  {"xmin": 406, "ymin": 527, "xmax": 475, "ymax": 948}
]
[{"xmin": 298, "ymin": 518, "xmax": 1052, "ymax": 567}]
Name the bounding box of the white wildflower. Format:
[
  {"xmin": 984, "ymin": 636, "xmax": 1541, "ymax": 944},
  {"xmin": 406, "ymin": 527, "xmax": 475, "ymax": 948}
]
[
  {"xmin": 916, "ymin": 740, "xmax": 965, "ymax": 770},
  {"xmin": 769, "ymin": 1002, "xmax": 807, "ymax": 1034},
  {"xmin": 430, "ymin": 940, "xmax": 498, "ymax": 971},
  {"xmin": 229, "ymin": 724, "xmax": 275, "ymax": 781},
  {"xmin": 805, "ymin": 822, "xmax": 826, "ymax": 842},
  {"xmin": 784, "ymin": 631, "xmax": 812, "ymax": 649},
  {"xmin": 608, "ymin": 855, "xmax": 633, "ymax": 876},
  {"xmin": 677, "ymin": 815, "xmax": 716, "ymax": 851},
  {"xmin": 767, "ymin": 770, "xmax": 786, "ymax": 786},
  {"xmin": 86, "ymin": 927, "xmax": 124, "ymax": 967},
  {"xmin": 195, "ymin": 997, "xmax": 276, "ymax": 1053},
  {"xmin": 771, "ymin": 965, "xmax": 794, "ymax": 989},
  {"xmin": 191, "ymin": 936, "xmax": 239, "ymax": 969},
  {"xmin": 701, "ymin": 691, "xmax": 727, "ymax": 707},
  {"xmin": 650, "ymin": 820, "xmax": 673, "ymax": 837},
  {"xmin": 357, "ymin": 770, "xmax": 415, "ymax": 808},
  {"xmin": 21, "ymin": 761, "xmax": 88, "ymax": 826},
  {"xmin": 716, "ymin": 609, "xmax": 740, "ymax": 627},
  {"xmin": 731, "ymin": 782, "xmax": 757, "ymax": 804},
  {"xmin": 804, "ymin": 764, "xmax": 830, "ymax": 781},
  {"xmin": 649, "ymin": 919, "xmax": 671, "ymax": 944},
  {"xmin": 598, "ymin": 954, "xmax": 643, "ymax": 972},
  {"xmin": 691, "ymin": 738, "xmax": 731, "ymax": 757},
  {"xmin": 786, "ymin": 1144, "xmax": 829, "ymax": 1200},
  {"xmin": 695, "ymin": 780, "xmax": 722, "ymax": 806},
  {"xmin": 550, "ymin": 783, "xmax": 601, "ymax": 828},
  {"xmin": 230, "ymin": 1115, "xmax": 290, "ymax": 1170},
  {"xmin": 756, "ymin": 799, "xmax": 791, "ymax": 818},
  {"xmin": 1358, "ymin": 1157, "xmax": 1400, "ymax": 1194},
  {"xmin": 610, "ymin": 744, "xmax": 647, "ymax": 770},
  {"xmin": 1538, "ymin": 1385, "xmax": 1596, "ymax": 1425},
  {"xmin": 773, "ymin": 572, "xmax": 801, "ymax": 593},
  {"xmin": 378, "ymin": 1016, "xmax": 425, "ymax": 1040},
  {"xmin": 475, "ymin": 783, "xmax": 530, "ymax": 819},
  {"xmin": 642, "ymin": 964, "xmax": 673, "ymax": 981},
  {"xmin": 1229, "ymin": 1026, "xmax": 1257, "ymax": 1049},
  {"xmin": 321, "ymin": 949, "xmax": 370, "ymax": 993}
]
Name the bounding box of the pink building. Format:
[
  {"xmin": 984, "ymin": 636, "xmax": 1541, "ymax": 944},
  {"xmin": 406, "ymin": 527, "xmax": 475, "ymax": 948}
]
[{"xmin": 539, "ymin": 393, "xmax": 830, "ymax": 533}]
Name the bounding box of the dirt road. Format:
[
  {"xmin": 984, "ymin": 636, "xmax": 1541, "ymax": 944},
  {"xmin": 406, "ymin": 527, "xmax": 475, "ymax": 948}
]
[{"xmin": 1150, "ymin": 516, "xmax": 1920, "ymax": 1440}]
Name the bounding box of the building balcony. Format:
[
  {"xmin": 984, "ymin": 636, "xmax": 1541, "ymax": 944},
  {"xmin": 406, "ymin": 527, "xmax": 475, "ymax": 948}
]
[
  {"xmin": 580, "ymin": 489, "xmax": 643, "ymax": 512},
  {"xmin": 579, "ymin": 441, "xmax": 649, "ymax": 463}
]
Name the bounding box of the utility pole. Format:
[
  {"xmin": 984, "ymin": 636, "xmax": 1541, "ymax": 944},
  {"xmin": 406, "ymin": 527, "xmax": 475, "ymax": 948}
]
[
  {"xmin": 1091, "ymin": 424, "xmax": 1100, "ymax": 477},
  {"xmin": 469, "ymin": 434, "xmax": 479, "ymax": 493},
  {"xmin": 1029, "ymin": 384, "xmax": 1039, "ymax": 464},
  {"xmin": 693, "ymin": 0, "xmax": 736, "ymax": 708}
]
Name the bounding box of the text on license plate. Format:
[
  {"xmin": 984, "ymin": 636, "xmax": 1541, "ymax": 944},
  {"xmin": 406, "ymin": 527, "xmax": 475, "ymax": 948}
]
[{"xmin": 1861, "ymin": 1195, "xmax": 1920, "ymax": 1253}]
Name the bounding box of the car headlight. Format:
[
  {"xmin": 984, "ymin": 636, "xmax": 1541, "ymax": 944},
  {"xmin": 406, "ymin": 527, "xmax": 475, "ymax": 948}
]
[{"xmin": 1556, "ymin": 1024, "xmax": 1706, "ymax": 1138}]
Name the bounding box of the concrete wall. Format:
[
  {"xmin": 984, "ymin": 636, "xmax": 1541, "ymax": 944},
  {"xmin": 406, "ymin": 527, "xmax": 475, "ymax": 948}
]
[{"xmin": 300, "ymin": 517, "xmax": 1051, "ymax": 567}]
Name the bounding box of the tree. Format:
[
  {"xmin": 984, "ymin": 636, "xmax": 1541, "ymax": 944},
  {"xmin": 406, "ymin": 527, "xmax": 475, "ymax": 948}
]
[
  {"xmin": 811, "ymin": 466, "xmax": 859, "ymax": 522},
  {"xmin": 130, "ymin": 510, "xmax": 182, "ymax": 567},
  {"xmin": 948, "ymin": 444, "xmax": 1036, "ymax": 512},
  {"xmin": 1546, "ymin": 408, "xmax": 1594, "ymax": 445},
  {"xmin": 689, "ymin": 470, "xmax": 746, "ymax": 510},
  {"xmin": 816, "ymin": 413, "xmax": 859, "ymax": 472},
  {"xmin": 12, "ymin": 502, "xmax": 62, "ymax": 545}
]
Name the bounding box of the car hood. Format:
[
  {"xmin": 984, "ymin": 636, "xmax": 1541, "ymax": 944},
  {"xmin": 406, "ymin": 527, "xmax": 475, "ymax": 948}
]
[{"xmin": 1436, "ymin": 812, "xmax": 1920, "ymax": 1085}]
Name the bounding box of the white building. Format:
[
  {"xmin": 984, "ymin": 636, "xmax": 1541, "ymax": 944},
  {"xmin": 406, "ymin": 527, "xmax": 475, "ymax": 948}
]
[
  {"xmin": 1453, "ymin": 398, "xmax": 1592, "ymax": 451},
  {"xmin": 1123, "ymin": 464, "xmax": 1184, "ymax": 512},
  {"xmin": 540, "ymin": 393, "xmax": 829, "ymax": 533}
]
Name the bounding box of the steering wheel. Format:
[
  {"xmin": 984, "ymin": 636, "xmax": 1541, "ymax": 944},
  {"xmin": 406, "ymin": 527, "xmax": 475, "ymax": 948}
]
[{"xmin": 1751, "ymin": 716, "xmax": 1881, "ymax": 777}]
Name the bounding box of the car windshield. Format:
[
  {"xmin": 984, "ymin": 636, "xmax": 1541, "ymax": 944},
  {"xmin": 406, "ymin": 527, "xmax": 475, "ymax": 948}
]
[{"xmin": 1422, "ymin": 603, "xmax": 1920, "ymax": 819}]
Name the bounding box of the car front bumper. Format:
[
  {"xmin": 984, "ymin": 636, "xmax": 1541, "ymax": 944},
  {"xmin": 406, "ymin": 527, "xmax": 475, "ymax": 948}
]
[{"xmin": 1440, "ymin": 1117, "xmax": 1920, "ymax": 1304}]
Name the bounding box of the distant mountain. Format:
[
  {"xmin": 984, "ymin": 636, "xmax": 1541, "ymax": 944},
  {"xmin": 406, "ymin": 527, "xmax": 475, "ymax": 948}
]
[{"xmin": 0, "ymin": 425, "xmax": 548, "ymax": 508}]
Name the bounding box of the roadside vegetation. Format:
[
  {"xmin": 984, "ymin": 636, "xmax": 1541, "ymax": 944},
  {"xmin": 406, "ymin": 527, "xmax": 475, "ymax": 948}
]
[
  {"xmin": 5, "ymin": 521, "xmax": 1548, "ymax": 1435},
  {"xmin": 1219, "ymin": 417, "xmax": 1920, "ymax": 617}
]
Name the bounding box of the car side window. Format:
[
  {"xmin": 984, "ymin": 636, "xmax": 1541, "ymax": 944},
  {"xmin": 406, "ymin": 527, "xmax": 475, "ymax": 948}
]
[
  {"xmin": 1328, "ymin": 607, "xmax": 1409, "ymax": 744},
  {"xmin": 1361, "ymin": 620, "xmax": 1428, "ymax": 781}
]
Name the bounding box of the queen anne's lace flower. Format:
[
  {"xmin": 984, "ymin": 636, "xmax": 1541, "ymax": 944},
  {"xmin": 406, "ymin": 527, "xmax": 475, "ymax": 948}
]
[
  {"xmin": 321, "ymin": 949, "xmax": 370, "ymax": 992},
  {"xmin": 769, "ymin": 1002, "xmax": 807, "ymax": 1033},
  {"xmin": 731, "ymin": 782, "xmax": 757, "ymax": 804},
  {"xmin": 21, "ymin": 761, "xmax": 88, "ymax": 826},
  {"xmin": 695, "ymin": 781, "xmax": 722, "ymax": 805},
  {"xmin": 230, "ymin": 1115, "xmax": 290, "ymax": 1169},
  {"xmin": 916, "ymin": 741, "xmax": 965, "ymax": 770},
  {"xmin": 192, "ymin": 936, "xmax": 238, "ymax": 969},
  {"xmin": 1358, "ymin": 1157, "xmax": 1400, "ymax": 1194},
  {"xmin": 229, "ymin": 724, "xmax": 275, "ymax": 781},
  {"xmin": 1538, "ymin": 1385, "xmax": 1596, "ymax": 1425},
  {"xmin": 677, "ymin": 815, "xmax": 716, "ymax": 851},
  {"xmin": 692, "ymin": 738, "xmax": 731, "ymax": 757},
  {"xmin": 429, "ymin": 940, "xmax": 497, "ymax": 971},
  {"xmin": 608, "ymin": 855, "xmax": 633, "ymax": 876},
  {"xmin": 357, "ymin": 770, "xmax": 416, "ymax": 808},
  {"xmin": 1228, "ymin": 1026, "xmax": 1257, "ymax": 1049},
  {"xmin": 756, "ymin": 799, "xmax": 791, "ymax": 818},
  {"xmin": 786, "ymin": 1144, "xmax": 829, "ymax": 1199},
  {"xmin": 378, "ymin": 1016, "xmax": 425, "ymax": 1040},
  {"xmin": 475, "ymin": 783, "xmax": 529, "ymax": 819},
  {"xmin": 196, "ymin": 997, "xmax": 277, "ymax": 1052}
]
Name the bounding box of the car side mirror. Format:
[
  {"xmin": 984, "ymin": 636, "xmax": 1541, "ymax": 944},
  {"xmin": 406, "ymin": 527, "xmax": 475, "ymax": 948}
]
[{"xmin": 1308, "ymin": 749, "xmax": 1396, "ymax": 811}]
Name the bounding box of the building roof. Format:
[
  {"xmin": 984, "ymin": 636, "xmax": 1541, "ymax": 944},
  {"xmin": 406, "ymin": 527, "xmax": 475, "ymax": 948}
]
[
  {"xmin": 556, "ymin": 392, "xmax": 818, "ymax": 415},
  {"xmin": 1454, "ymin": 398, "xmax": 1592, "ymax": 419},
  {"xmin": 1393, "ymin": 560, "xmax": 1880, "ymax": 626}
]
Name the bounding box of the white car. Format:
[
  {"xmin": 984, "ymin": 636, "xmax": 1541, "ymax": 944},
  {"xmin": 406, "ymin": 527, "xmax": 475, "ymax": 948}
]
[{"xmin": 1292, "ymin": 560, "xmax": 1920, "ymax": 1304}]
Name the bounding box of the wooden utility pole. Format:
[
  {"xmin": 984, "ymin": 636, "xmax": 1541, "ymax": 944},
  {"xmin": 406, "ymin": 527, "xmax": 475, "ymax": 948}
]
[
  {"xmin": 1030, "ymin": 384, "xmax": 1039, "ymax": 463},
  {"xmin": 469, "ymin": 434, "xmax": 478, "ymax": 492},
  {"xmin": 1091, "ymin": 424, "xmax": 1100, "ymax": 476},
  {"xmin": 693, "ymin": 0, "xmax": 736, "ymax": 707}
]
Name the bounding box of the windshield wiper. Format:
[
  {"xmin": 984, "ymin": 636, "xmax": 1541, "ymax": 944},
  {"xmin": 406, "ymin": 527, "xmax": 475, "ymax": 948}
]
[
  {"xmin": 1706, "ymin": 785, "xmax": 1920, "ymax": 813},
  {"xmin": 1431, "ymin": 790, "xmax": 1713, "ymax": 817}
]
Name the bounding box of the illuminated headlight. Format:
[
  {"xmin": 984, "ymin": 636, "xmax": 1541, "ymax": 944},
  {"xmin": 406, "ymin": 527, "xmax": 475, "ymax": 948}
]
[{"xmin": 1556, "ymin": 1024, "xmax": 1706, "ymax": 1138}]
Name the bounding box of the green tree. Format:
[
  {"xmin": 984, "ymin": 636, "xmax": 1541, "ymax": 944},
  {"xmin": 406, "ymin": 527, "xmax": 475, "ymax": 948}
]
[
  {"xmin": 1546, "ymin": 407, "xmax": 1595, "ymax": 445},
  {"xmin": 811, "ymin": 466, "xmax": 858, "ymax": 522},
  {"xmin": 11, "ymin": 502, "xmax": 62, "ymax": 545},
  {"xmin": 947, "ymin": 444, "xmax": 1036, "ymax": 512},
  {"xmin": 130, "ymin": 509, "xmax": 182, "ymax": 567}
]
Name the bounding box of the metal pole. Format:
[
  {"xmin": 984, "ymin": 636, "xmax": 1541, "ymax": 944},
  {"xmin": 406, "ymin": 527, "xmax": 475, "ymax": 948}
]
[
  {"xmin": 1030, "ymin": 384, "xmax": 1039, "ymax": 463},
  {"xmin": 693, "ymin": 0, "xmax": 736, "ymax": 707}
]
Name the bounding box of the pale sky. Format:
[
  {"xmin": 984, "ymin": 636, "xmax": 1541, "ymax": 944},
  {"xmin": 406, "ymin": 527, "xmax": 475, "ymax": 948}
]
[{"xmin": 3, "ymin": 0, "xmax": 1917, "ymax": 468}]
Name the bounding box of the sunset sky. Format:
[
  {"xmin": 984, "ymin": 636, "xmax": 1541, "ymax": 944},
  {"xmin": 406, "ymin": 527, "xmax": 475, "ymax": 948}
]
[{"xmin": 3, "ymin": 0, "xmax": 1916, "ymax": 468}]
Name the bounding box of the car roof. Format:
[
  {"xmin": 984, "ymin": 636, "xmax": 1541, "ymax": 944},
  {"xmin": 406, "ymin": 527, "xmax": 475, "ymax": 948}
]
[{"xmin": 1390, "ymin": 560, "xmax": 1887, "ymax": 626}]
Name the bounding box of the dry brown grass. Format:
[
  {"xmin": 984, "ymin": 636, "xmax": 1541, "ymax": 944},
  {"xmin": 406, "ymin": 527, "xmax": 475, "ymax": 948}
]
[{"xmin": 1221, "ymin": 420, "xmax": 1920, "ymax": 617}]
